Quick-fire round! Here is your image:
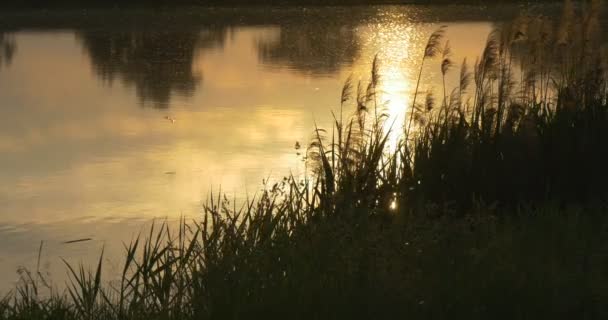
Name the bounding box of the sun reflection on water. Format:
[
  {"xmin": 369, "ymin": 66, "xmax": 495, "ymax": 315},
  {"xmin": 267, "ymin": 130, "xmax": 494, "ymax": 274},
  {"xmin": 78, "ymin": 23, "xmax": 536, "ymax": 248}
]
[
  {"xmin": 356, "ymin": 9, "xmax": 426, "ymax": 150},
  {"xmin": 381, "ymin": 68, "xmax": 410, "ymax": 150},
  {"xmin": 0, "ymin": 7, "xmax": 499, "ymax": 292}
]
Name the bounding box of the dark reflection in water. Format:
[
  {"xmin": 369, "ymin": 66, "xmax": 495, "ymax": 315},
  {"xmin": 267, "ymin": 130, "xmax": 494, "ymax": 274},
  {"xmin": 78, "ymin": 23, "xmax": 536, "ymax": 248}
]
[
  {"xmin": 0, "ymin": 32, "xmax": 16, "ymax": 68},
  {"xmin": 77, "ymin": 19, "xmax": 363, "ymax": 105},
  {"xmin": 76, "ymin": 28, "xmax": 228, "ymax": 107},
  {"xmin": 0, "ymin": 5, "xmax": 547, "ymax": 106},
  {"xmin": 258, "ymin": 23, "xmax": 360, "ymax": 75}
]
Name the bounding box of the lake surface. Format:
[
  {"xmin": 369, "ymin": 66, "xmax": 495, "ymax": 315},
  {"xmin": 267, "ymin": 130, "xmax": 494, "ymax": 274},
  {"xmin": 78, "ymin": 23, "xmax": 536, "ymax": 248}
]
[{"xmin": 0, "ymin": 4, "xmax": 561, "ymax": 291}]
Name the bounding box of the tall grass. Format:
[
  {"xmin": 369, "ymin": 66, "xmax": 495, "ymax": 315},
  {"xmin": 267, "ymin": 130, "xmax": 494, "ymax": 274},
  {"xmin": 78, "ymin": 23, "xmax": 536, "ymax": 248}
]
[
  {"xmin": 398, "ymin": 0, "xmax": 608, "ymax": 210},
  {"xmin": 2, "ymin": 1, "xmax": 608, "ymax": 319},
  {"xmin": 306, "ymin": 0, "xmax": 608, "ymax": 212},
  {"xmin": 4, "ymin": 195, "xmax": 608, "ymax": 319}
]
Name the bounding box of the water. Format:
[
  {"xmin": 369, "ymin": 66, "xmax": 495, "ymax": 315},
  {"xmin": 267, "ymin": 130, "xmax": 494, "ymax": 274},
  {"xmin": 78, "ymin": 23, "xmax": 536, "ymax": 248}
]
[{"xmin": 0, "ymin": 4, "xmax": 558, "ymax": 291}]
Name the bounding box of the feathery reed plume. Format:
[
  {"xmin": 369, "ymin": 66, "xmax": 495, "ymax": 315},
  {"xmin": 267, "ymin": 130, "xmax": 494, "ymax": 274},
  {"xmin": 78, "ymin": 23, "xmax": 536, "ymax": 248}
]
[
  {"xmin": 424, "ymin": 26, "xmax": 447, "ymax": 59},
  {"xmin": 425, "ymin": 90, "xmax": 435, "ymax": 112},
  {"xmin": 341, "ymin": 75, "xmax": 353, "ymax": 106},
  {"xmin": 406, "ymin": 26, "xmax": 447, "ymax": 140},
  {"xmin": 370, "ymin": 54, "xmax": 380, "ymax": 89},
  {"xmin": 472, "ymin": 30, "xmax": 500, "ymax": 125},
  {"xmin": 480, "ymin": 30, "xmax": 500, "ymax": 77},
  {"xmin": 448, "ymin": 88, "xmax": 460, "ymax": 119},
  {"xmin": 441, "ymin": 41, "xmax": 453, "ymax": 76},
  {"xmin": 459, "ymin": 58, "xmax": 472, "ymax": 113},
  {"xmin": 441, "ymin": 40, "xmax": 453, "ymax": 114}
]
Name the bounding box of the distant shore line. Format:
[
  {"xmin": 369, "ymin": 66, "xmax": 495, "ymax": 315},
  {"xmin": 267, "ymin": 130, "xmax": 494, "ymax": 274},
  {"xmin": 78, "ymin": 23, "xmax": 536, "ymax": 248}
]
[
  {"xmin": 0, "ymin": 3, "xmax": 561, "ymax": 32},
  {"xmin": 0, "ymin": 0, "xmax": 563, "ymax": 10}
]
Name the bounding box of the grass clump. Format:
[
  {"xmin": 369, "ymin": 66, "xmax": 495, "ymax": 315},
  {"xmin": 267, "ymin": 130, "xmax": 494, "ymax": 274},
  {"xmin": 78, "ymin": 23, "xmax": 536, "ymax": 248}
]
[
  {"xmin": 399, "ymin": 0, "xmax": 608, "ymax": 210},
  {"xmin": 3, "ymin": 1, "xmax": 608, "ymax": 319},
  {"xmin": 4, "ymin": 199, "xmax": 608, "ymax": 319}
]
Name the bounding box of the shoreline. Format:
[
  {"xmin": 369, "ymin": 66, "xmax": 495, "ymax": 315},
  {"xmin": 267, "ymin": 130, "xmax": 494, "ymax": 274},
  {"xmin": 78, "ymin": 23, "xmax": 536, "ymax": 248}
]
[
  {"xmin": 0, "ymin": 3, "xmax": 559, "ymax": 31},
  {"xmin": 0, "ymin": 0, "xmax": 561, "ymax": 9}
]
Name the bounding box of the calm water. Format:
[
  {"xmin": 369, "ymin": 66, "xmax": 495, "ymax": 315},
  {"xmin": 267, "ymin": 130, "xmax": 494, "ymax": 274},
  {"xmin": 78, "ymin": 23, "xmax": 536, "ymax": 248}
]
[{"xmin": 0, "ymin": 4, "xmax": 557, "ymax": 290}]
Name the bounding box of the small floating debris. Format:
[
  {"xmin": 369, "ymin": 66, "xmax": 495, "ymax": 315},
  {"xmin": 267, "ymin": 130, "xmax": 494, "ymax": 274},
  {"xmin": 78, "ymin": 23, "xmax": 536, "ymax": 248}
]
[
  {"xmin": 294, "ymin": 141, "xmax": 301, "ymax": 150},
  {"xmin": 164, "ymin": 115, "xmax": 176, "ymax": 123},
  {"xmin": 165, "ymin": 171, "xmax": 176, "ymax": 175},
  {"xmin": 63, "ymin": 238, "xmax": 92, "ymax": 244}
]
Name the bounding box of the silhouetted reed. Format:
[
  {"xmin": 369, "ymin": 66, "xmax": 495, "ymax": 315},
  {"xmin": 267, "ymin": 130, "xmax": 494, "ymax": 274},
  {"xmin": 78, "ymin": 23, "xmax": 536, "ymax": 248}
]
[{"xmin": 399, "ymin": 0, "xmax": 608, "ymax": 210}]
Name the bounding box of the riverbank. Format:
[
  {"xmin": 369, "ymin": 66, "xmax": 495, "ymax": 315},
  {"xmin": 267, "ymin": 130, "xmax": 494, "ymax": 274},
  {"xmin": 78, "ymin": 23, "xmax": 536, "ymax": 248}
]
[{"xmin": 3, "ymin": 203, "xmax": 608, "ymax": 319}]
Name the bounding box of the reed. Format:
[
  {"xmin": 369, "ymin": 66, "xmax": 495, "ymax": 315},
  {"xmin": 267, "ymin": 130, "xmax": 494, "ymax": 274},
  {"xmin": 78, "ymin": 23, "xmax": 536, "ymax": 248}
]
[{"xmin": 399, "ymin": 0, "xmax": 608, "ymax": 210}]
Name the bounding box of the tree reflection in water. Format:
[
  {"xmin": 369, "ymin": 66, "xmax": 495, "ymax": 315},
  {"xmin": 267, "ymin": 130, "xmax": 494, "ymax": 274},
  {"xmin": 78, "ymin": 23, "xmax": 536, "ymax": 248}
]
[
  {"xmin": 77, "ymin": 28, "xmax": 228, "ymax": 108},
  {"xmin": 258, "ymin": 22, "xmax": 360, "ymax": 76},
  {"xmin": 0, "ymin": 32, "xmax": 16, "ymax": 69}
]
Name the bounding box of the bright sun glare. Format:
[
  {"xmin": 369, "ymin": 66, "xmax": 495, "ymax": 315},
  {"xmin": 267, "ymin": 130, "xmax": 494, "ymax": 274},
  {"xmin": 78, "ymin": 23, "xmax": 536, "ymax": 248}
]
[
  {"xmin": 381, "ymin": 72, "xmax": 409, "ymax": 150},
  {"xmin": 363, "ymin": 14, "xmax": 419, "ymax": 150}
]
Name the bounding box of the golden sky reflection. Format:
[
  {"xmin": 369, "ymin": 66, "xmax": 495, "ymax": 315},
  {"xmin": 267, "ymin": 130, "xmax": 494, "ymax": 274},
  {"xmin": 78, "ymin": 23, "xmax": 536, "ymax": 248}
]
[
  {"xmin": 0, "ymin": 15, "xmax": 495, "ymax": 291},
  {"xmin": 352, "ymin": 11, "xmax": 493, "ymax": 148},
  {"xmin": 0, "ymin": 23, "xmax": 493, "ymax": 223}
]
